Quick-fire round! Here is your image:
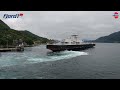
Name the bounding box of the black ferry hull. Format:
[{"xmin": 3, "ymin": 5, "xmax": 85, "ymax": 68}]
[{"xmin": 46, "ymin": 44, "xmax": 95, "ymax": 52}]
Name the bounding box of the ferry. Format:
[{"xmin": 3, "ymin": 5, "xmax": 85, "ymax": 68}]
[{"xmin": 46, "ymin": 35, "xmax": 95, "ymax": 52}]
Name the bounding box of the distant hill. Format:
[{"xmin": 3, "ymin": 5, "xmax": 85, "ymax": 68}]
[
  {"xmin": 94, "ymin": 31, "xmax": 120, "ymax": 43},
  {"xmin": 0, "ymin": 20, "xmax": 10, "ymax": 30},
  {"xmin": 0, "ymin": 19, "xmax": 50, "ymax": 46},
  {"xmin": 82, "ymin": 39, "xmax": 93, "ymax": 42}
]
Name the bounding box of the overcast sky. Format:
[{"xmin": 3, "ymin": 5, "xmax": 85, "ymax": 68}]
[{"xmin": 0, "ymin": 11, "xmax": 120, "ymax": 40}]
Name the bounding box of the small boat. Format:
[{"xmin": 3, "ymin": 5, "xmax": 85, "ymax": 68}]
[{"xmin": 46, "ymin": 35, "xmax": 95, "ymax": 52}]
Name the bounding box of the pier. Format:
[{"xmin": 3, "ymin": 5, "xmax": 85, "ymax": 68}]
[
  {"xmin": 0, "ymin": 46, "xmax": 24, "ymax": 52},
  {"xmin": 0, "ymin": 39, "xmax": 24, "ymax": 52}
]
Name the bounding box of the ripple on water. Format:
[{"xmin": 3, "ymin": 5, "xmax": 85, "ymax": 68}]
[
  {"xmin": 0, "ymin": 50, "xmax": 88, "ymax": 67},
  {"xmin": 27, "ymin": 51, "xmax": 88, "ymax": 63}
]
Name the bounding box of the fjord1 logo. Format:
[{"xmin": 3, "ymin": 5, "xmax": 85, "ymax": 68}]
[
  {"xmin": 3, "ymin": 13, "xmax": 24, "ymax": 19},
  {"xmin": 113, "ymin": 12, "xmax": 119, "ymax": 19}
]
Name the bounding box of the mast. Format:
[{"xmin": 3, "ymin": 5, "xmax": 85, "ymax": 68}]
[{"xmin": 71, "ymin": 35, "xmax": 78, "ymax": 43}]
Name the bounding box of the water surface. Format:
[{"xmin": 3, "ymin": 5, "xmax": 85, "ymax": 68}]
[{"xmin": 0, "ymin": 43, "xmax": 120, "ymax": 79}]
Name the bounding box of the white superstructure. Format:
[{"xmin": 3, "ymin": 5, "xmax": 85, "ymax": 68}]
[{"xmin": 61, "ymin": 35, "xmax": 83, "ymax": 45}]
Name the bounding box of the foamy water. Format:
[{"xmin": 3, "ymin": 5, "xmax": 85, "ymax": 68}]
[
  {"xmin": 1, "ymin": 43, "xmax": 120, "ymax": 79},
  {"xmin": 27, "ymin": 51, "xmax": 88, "ymax": 63},
  {"xmin": 0, "ymin": 46, "xmax": 88, "ymax": 67}
]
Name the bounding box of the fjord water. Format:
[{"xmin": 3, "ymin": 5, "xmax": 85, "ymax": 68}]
[{"xmin": 0, "ymin": 43, "xmax": 120, "ymax": 79}]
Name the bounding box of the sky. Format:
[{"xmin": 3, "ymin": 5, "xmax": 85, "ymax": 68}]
[{"xmin": 0, "ymin": 11, "xmax": 120, "ymax": 40}]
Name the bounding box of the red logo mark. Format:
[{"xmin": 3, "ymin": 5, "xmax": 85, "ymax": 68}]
[
  {"xmin": 113, "ymin": 12, "xmax": 119, "ymax": 19},
  {"xmin": 19, "ymin": 13, "xmax": 23, "ymax": 16}
]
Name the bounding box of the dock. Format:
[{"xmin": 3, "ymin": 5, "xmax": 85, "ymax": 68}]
[{"xmin": 0, "ymin": 46, "xmax": 24, "ymax": 52}]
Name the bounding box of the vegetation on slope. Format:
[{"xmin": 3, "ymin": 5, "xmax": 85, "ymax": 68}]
[
  {"xmin": 0, "ymin": 19, "xmax": 50, "ymax": 47},
  {"xmin": 94, "ymin": 31, "xmax": 120, "ymax": 43}
]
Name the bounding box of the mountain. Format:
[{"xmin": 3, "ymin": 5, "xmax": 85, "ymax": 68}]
[
  {"xmin": 82, "ymin": 39, "xmax": 93, "ymax": 42},
  {"xmin": 0, "ymin": 19, "xmax": 50, "ymax": 46},
  {"xmin": 94, "ymin": 31, "xmax": 120, "ymax": 43},
  {"xmin": 0, "ymin": 20, "xmax": 10, "ymax": 30}
]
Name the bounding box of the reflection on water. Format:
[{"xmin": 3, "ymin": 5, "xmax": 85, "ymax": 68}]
[
  {"xmin": 47, "ymin": 51, "xmax": 69, "ymax": 56},
  {"xmin": 0, "ymin": 53, "xmax": 1, "ymax": 57}
]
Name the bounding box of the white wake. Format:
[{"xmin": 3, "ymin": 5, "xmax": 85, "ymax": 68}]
[{"xmin": 27, "ymin": 51, "xmax": 88, "ymax": 63}]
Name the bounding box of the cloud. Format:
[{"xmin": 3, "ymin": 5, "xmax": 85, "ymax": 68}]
[
  {"xmin": 0, "ymin": 11, "xmax": 119, "ymax": 40},
  {"xmin": 3, "ymin": 18, "xmax": 26, "ymax": 30}
]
